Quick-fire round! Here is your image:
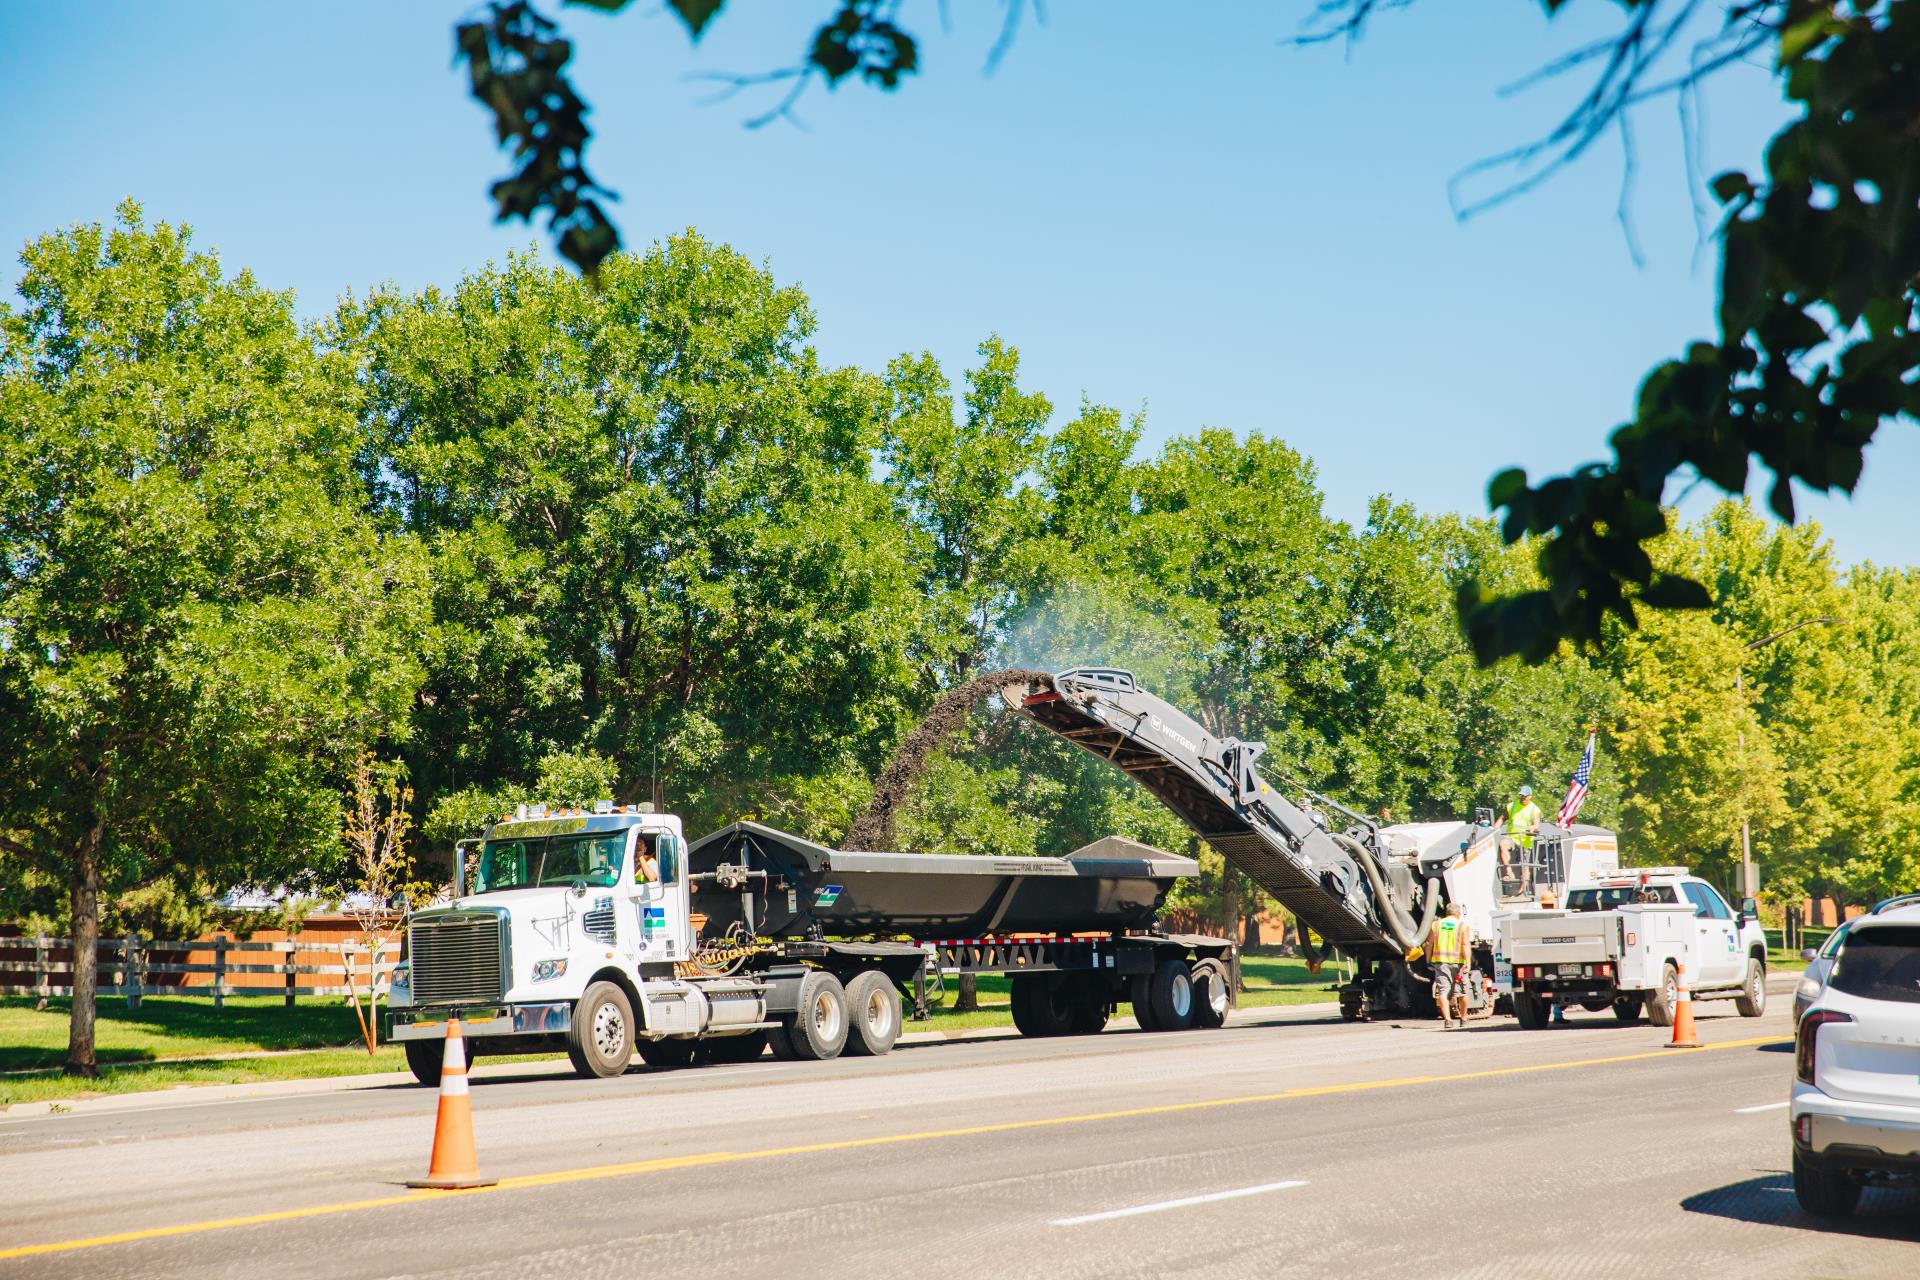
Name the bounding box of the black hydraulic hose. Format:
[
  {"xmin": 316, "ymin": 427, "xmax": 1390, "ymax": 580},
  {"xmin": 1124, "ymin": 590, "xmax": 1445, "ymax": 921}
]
[{"xmin": 1333, "ymin": 834, "xmax": 1441, "ymax": 954}]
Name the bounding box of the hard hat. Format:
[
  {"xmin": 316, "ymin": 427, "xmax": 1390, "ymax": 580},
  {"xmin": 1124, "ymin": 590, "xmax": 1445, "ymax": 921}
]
[{"xmin": 1519, "ymin": 785, "xmax": 1534, "ymax": 797}]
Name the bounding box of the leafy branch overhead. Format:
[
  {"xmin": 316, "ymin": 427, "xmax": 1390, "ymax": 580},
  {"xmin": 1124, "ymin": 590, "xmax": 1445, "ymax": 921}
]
[
  {"xmin": 1453, "ymin": 1, "xmax": 1920, "ymax": 664},
  {"xmin": 457, "ymin": 0, "xmax": 924, "ymax": 277}
]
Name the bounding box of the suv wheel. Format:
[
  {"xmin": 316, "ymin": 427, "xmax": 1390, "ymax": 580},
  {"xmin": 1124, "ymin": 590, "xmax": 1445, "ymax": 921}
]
[{"xmin": 1792, "ymin": 1149, "xmax": 1861, "ymax": 1219}]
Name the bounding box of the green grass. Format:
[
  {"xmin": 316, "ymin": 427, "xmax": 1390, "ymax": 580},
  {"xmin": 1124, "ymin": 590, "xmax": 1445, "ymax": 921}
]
[{"xmin": 0, "ymin": 951, "xmax": 1340, "ymax": 1107}]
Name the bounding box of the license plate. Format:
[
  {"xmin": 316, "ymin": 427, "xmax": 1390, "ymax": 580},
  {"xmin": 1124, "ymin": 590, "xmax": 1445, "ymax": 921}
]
[{"xmin": 1558, "ymin": 964, "xmax": 1583, "ymax": 977}]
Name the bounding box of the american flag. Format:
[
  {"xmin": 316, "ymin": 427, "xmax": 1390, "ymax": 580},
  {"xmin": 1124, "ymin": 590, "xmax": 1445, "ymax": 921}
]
[{"xmin": 1557, "ymin": 732, "xmax": 1595, "ymax": 828}]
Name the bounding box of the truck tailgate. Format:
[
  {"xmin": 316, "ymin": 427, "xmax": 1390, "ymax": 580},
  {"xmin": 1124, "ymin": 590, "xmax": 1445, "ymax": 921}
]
[{"xmin": 1507, "ymin": 912, "xmax": 1613, "ymax": 965}]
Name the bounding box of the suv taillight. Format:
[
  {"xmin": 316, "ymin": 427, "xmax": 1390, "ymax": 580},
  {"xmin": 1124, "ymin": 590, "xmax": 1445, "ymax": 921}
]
[{"xmin": 1796, "ymin": 1010, "xmax": 1853, "ymax": 1085}]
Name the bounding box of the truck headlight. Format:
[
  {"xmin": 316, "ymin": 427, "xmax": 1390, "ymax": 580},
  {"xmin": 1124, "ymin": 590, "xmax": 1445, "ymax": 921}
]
[{"xmin": 531, "ymin": 959, "xmax": 568, "ymax": 983}]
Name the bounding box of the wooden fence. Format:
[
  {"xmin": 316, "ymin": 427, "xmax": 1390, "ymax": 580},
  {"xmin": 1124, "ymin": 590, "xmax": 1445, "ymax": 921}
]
[{"xmin": 0, "ymin": 935, "xmax": 395, "ymax": 1009}]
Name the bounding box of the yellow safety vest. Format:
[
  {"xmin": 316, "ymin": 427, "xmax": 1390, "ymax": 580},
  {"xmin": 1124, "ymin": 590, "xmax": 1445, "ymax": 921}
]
[
  {"xmin": 1507, "ymin": 798, "xmax": 1543, "ymax": 850},
  {"xmin": 1430, "ymin": 918, "xmax": 1469, "ymax": 966}
]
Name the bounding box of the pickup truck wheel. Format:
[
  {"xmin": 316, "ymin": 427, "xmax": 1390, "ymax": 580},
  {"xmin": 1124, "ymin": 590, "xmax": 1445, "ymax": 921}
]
[
  {"xmin": 1513, "ymin": 992, "xmax": 1549, "ymax": 1030},
  {"xmin": 844, "ymin": 970, "xmax": 901, "ymax": 1056},
  {"xmin": 1792, "ymin": 1150, "xmax": 1860, "ymax": 1219},
  {"xmin": 1735, "ymin": 957, "xmax": 1767, "ymax": 1017},
  {"xmin": 567, "ymin": 981, "xmax": 636, "ymax": 1078},
  {"xmin": 1130, "ymin": 973, "xmax": 1162, "ymax": 1031},
  {"xmin": 1611, "ymin": 995, "xmax": 1645, "ymax": 1024},
  {"xmin": 1147, "ymin": 959, "xmax": 1196, "ymax": 1032},
  {"xmin": 404, "ymin": 1038, "xmax": 444, "ymax": 1087},
  {"xmin": 1191, "ymin": 960, "xmax": 1231, "ymax": 1029},
  {"xmin": 786, "ymin": 970, "xmax": 850, "ymax": 1060},
  {"xmin": 1646, "ymin": 964, "xmax": 1679, "ymax": 1028}
]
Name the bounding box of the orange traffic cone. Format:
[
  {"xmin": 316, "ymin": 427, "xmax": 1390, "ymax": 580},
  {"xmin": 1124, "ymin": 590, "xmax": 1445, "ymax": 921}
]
[
  {"xmin": 1666, "ymin": 962, "xmax": 1700, "ymax": 1049},
  {"xmin": 408, "ymin": 1019, "xmax": 497, "ymax": 1189}
]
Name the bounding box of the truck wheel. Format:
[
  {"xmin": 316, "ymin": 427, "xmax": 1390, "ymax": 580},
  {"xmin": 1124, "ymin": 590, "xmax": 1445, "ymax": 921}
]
[
  {"xmin": 1611, "ymin": 995, "xmax": 1645, "ymax": 1024},
  {"xmin": 1646, "ymin": 964, "xmax": 1678, "ymax": 1028},
  {"xmin": 844, "ymin": 971, "xmax": 902, "ymax": 1056},
  {"xmin": 404, "ymin": 1038, "xmax": 444, "ymax": 1086},
  {"xmin": 786, "ymin": 970, "xmax": 850, "ymax": 1060},
  {"xmin": 765, "ymin": 1023, "xmax": 799, "ymax": 1060},
  {"xmin": 1513, "ymin": 992, "xmax": 1549, "ymax": 1030},
  {"xmin": 1068, "ymin": 976, "xmax": 1111, "ymax": 1035},
  {"xmin": 635, "ymin": 1037, "xmax": 702, "ymax": 1068},
  {"xmin": 1012, "ymin": 974, "xmax": 1077, "ymax": 1036},
  {"xmin": 1129, "ymin": 973, "xmax": 1162, "ymax": 1031},
  {"xmin": 567, "ymin": 981, "xmax": 636, "ymax": 1077},
  {"xmin": 1735, "ymin": 957, "xmax": 1767, "ymax": 1017},
  {"xmin": 1191, "ymin": 960, "xmax": 1231, "ymax": 1029},
  {"xmin": 705, "ymin": 1030, "xmax": 769, "ymax": 1064},
  {"xmin": 1147, "ymin": 959, "xmax": 1196, "ymax": 1032},
  {"xmin": 1792, "ymin": 1150, "xmax": 1860, "ymax": 1219}
]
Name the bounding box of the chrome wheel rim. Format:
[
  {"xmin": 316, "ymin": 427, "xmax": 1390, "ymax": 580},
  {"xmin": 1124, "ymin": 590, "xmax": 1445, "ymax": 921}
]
[
  {"xmin": 865, "ymin": 989, "xmax": 894, "ymax": 1038},
  {"xmin": 593, "ymin": 1001, "xmax": 625, "ymax": 1058},
  {"xmin": 1206, "ymin": 973, "xmax": 1229, "ymax": 1018},
  {"xmin": 1750, "ymin": 965, "xmax": 1765, "ymax": 1011},
  {"xmin": 1169, "ymin": 972, "xmax": 1192, "ymax": 1019},
  {"xmin": 813, "ymin": 990, "xmax": 843, "ymax": 1042}
]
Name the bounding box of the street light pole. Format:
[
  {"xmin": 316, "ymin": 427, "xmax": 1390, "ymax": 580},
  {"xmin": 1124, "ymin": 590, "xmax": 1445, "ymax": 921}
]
[{"xmin": 1736, "ymin": 616, "xmax": 1837, "ymax": 900}]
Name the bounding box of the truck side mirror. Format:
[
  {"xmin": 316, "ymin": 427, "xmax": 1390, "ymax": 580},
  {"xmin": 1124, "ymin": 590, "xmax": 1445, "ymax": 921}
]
[{"xmin": 1737, "ymin": 896, "xmax": 1757, "ymax": 923}]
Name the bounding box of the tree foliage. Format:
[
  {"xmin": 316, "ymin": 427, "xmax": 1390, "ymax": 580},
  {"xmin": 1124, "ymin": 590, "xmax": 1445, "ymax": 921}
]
[{"xmin": 0, "ymin": 203, "xmax": 427, "ymax": 1072}]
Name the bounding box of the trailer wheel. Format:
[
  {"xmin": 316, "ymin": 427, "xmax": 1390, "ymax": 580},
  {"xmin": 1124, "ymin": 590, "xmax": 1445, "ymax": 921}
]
[
  {"xmin": 1611, "ymin": 994, "xmax": 1645, "ymax": 1024},
  {"xmin": 635, "ymin": 1037, "xmax": 702, "ymax": 1068},
  {"xmin": 1147, "ymin": 959, "xmax": 1196, "ymax": 1032},
  {"xmin": 404, "ymin": 1038, "xmax": 444, "ymax": 1086},
  {"xmin": 1010, "ymin": 974, "xmax": 1076, "ymax": 1037},
  {"xmin": 1191, "ymin": 960, "xmax": 1231, "ymax": 1029},
  {"xmin": 1130, "ymin": 973, "xmax": 1163, "ymax": 1031},
  {"xmin": 1646, "ymin": 963, "xmax": 1679, "ymax": 1028},
  {"xmin": 785, "ymin": 970, "xmax": 850, "ymax": 1060},
  {"xmin": 1735, "ymin": 957, "xmax": 1767, "ymax": 1017},
  {"xmin": 844, "ymin": 971, "xmax": 902, "ymax": 1056},
  {"xmin": 567, "ymin": 981, "xmax": 636, "ymax": 1077},
  {"xmin": 1513, "ymin": 992, "xmax": 1549, "ymax": 1030},
  {"xmin": 1068, "ymin": 976, "xmax": 1110, "ymax": 1035}
]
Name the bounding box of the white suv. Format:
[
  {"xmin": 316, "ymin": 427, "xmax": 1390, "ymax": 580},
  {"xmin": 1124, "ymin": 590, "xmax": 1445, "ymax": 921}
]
[{"xmin": 1790, "ymin": 901, "xmax": 1920, "ymax": 1217}]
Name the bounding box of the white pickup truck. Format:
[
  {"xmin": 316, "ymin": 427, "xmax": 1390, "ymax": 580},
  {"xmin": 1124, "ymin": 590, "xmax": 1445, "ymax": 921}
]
[{"xmin": 1494, "ymin": 867, "xmax": 1769, "ymax": 1030}]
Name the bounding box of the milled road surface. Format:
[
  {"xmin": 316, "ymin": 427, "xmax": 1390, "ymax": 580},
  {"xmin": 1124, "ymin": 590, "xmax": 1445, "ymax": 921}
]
[{"xmin": 2, "ymin": 997, "xmax": 1915, "ymax": 1278}]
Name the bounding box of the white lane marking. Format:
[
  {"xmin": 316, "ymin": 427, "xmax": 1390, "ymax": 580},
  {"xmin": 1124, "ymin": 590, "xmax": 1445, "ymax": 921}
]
[
  {"xmin": 1053, "ymin": 1179, "xmax": 1308, "ymax": 1226},
  {"xmin": 1734, "ymin": 1101, "xmax": 1788, "ymax": 1114}
]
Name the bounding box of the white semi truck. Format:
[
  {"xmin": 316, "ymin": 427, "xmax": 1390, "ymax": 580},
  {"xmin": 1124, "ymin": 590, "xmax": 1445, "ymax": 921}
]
[
  {"xmin": 1495, "ymin": 867, "xmax": 1770, "ymax": 1028},
  {"xmin": 389, "ymin": 805, "xmax": 1238, "ymax": 1083}
]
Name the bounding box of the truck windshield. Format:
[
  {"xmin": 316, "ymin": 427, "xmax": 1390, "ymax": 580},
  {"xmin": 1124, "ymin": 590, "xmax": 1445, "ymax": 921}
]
[
  {"xmin": 472, "ymin": 832, "xmax": 627, "ymax": 893},
  {"xmin": 1565, "ymin": 885, "xmax": 1677, "ymax": 911},
  {"xmin": 540, "ymin": 832, "xmax": 626, "ymax": 887}
]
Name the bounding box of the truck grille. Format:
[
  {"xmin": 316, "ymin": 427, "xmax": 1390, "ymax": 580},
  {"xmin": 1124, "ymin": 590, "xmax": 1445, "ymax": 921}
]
[
  {"xmin": 409, "ymin": 914, "xmax": 505, "ymax": 1005},
  {"xmin": 582, "ymin": 898, "xmax": 616, "ymax": 944}
]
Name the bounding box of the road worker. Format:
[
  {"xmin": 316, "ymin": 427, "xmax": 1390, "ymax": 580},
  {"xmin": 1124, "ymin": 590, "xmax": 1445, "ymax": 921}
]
[
  {"xmin": 1429, "ymin": 901, "xmax": 1472, "ymax": 1029},
  {"xmin": 1501, "ymin": 785, "xmax": 1545, "ymax": 894}
]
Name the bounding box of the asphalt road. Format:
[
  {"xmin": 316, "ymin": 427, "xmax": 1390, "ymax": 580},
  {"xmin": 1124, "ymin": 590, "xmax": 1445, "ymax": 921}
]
[{"xmin": 2, "ymin": 995, "xmax": 1915, "ymax": 1279}]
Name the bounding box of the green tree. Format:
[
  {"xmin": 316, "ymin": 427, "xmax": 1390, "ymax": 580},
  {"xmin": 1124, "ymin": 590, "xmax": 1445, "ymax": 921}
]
[
  {"xmin": 338, "ymin": 233, "xmax": 924, "ymax": 833},
  {"xmin": 0, "ymin": 203, "xmax": 428, "ymax": 1074},
  {"xmin": 881, "ymin": 337, "xmax": 1051, "ymax": 684}
]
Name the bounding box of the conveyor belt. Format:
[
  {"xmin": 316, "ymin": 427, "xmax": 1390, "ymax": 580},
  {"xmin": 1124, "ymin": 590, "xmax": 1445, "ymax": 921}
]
[{"xmin": 1019, "ymin": 668, "xmax": 1403, "ymax": 957}]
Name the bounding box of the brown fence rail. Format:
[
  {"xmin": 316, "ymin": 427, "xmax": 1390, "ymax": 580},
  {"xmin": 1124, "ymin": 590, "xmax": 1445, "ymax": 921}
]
[{"xmin": 0, "ymin": 935, "xmax": 395, "ymax": 1009}]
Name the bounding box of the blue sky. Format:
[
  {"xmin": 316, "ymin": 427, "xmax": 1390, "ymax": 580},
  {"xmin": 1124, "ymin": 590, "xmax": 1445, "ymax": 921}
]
[{"xmin": 3, "ymin": 1, "xmax": 1913, "ymax": 565}]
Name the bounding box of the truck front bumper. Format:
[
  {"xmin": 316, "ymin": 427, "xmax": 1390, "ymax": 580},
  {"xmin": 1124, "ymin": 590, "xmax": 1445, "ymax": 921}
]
[{"xmin": 390, "ymin": 1001, "xmax": 573, "ymax": 1042}]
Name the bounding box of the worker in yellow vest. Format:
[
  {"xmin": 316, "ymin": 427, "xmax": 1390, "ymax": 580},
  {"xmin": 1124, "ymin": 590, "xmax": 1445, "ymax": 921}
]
[
  {"xmin": 1428, "ymin": 902, "xmax": 1472, "ymax": 1029},
  {"xmin": 1500, "ymin": 785, "xmax": 1545, "ymax": 893}
]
